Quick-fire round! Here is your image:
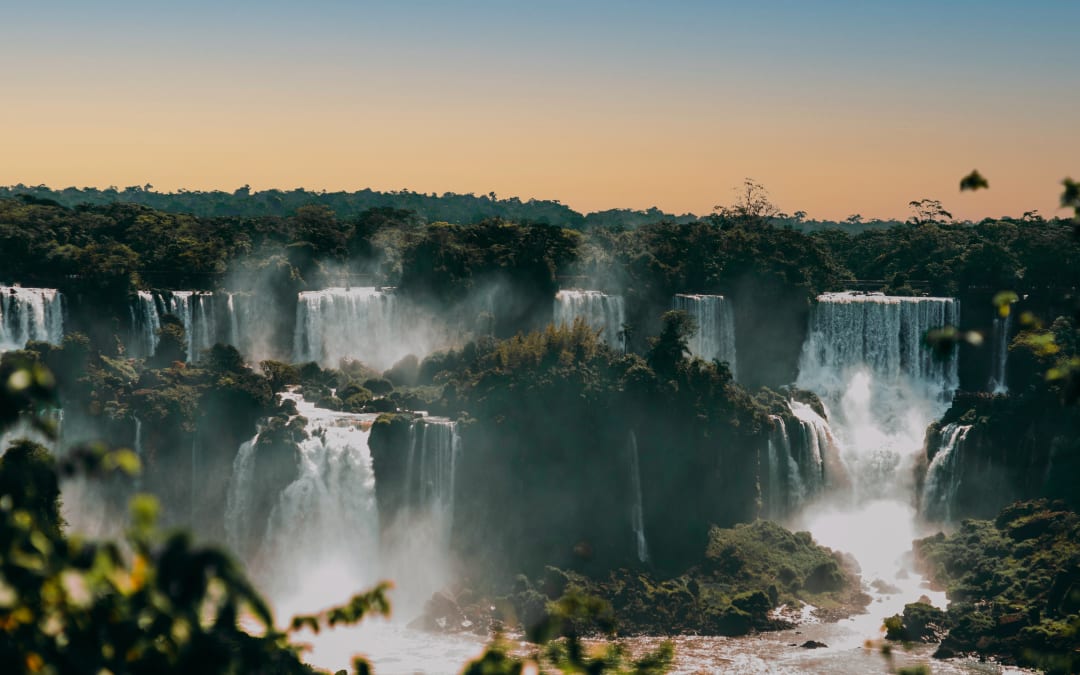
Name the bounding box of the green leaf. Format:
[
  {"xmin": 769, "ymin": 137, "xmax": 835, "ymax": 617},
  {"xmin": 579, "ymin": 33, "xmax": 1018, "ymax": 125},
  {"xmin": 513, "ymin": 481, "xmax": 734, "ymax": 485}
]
[
  {"xmin": 960, "ymin": 169, "xmax": 989, "ymax": 192},
  {"xmin": 992, "ymin": 291, "xmax": 1019, "ymax": 317},
  {"xmin": 130, "ymin": 494, "xmax": 160, "ymax": 533},
  {"xmin": 105, "ymin": 449, "xmax": 142, "ymax": 476}
]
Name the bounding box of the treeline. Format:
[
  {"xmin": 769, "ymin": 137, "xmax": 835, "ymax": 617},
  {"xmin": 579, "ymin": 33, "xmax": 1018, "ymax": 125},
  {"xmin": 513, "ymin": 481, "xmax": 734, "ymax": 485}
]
[
  {"xmin": 3, "ymin": 183, "xmax": 925, "ymax": 233},
  {"xmin": 2, "ymin": 194, "xmax": 1075, "ymax": 301},
  {"xmin": 1, "ymin": 184, "xmax": 700, "ymax": 231}
]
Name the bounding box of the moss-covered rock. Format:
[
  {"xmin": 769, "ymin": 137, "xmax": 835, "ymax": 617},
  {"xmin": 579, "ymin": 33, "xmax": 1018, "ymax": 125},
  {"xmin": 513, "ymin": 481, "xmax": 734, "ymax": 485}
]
[
  {"xmin": 884, "ymin": 602, "xmax": 948, "ymax": 642},
  {"xmin": 495, "ymin": 520, "xmax": 867, "ymax": 638},
  {"xmin": 913, "ymin": 500, "xmax": 1080, "ymax": 673}
]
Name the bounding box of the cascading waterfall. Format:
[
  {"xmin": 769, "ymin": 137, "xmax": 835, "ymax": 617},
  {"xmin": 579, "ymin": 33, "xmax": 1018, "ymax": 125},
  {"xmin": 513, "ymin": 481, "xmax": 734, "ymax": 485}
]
[
  {"xmin": 240, "ymin": 392, "xmax": 382, "ymax": 614},
  {"xmin": 225, "ymin": 433, "xmax": 260, "ymax": 560},
  {"xmin": 225, "ymin": 394, "xmax": 466, "ymax": 623},
  {"xmin": 788, "ymin": 401, "xmax": 834, "ymax": 496},
  {"xmin": 226, "ymin": 293, "xmax": 241, "ymax": 355},
  {"xmin": 627, "ymin": 430, "xmax": 649, "ymax": 563},
  {"xmin": 294, "ymin": 288, "xmax": 459, "ymax": 371},
  {"xmin": 921, "ymin": 424, "xmax": 972, "ymax": 523},
  {"xmin": 763, "ymin": 404, "xmax": 837, "ymax": 520},
  {"xmin": 797, "ymin": 292, "xmax": 959, "ymax": 500},
  {"xmin": 131, "ymin": 290, "xmax": 218, "ymax": 361},
  {"xmin": 553, "ymin": 289, "xmax": 624, "ymax": 348},
  {"xmin": 402, "ymin": 417, "xmax": 461, "ymax": 550},
  {"xmin": 167, "ymin": 291, "xmax": 216, "ymax": 361},
  {"xmin": 384, "ymin": 416, "xmax": 464, "ymax": 614},
  {"xmin": 672, "ymin": 294, "xmax": 737, "ymax": 378},
  {"xmin": 0, "ymin": 286, "xmax": 64, "ymax": 352},
  {"xmin": 764, "ymin": 415, "xmax": 790, "ymax": 519},
  {"xmin": 131, "ymin": 291, "xmax": 162, "ymax": 357},
  {"xmin": 794, "ymin": 292, "xmax": 958, "ymax": 615},
  {"xmin": 224, "ymin": 292, "xmax": 282, "ymax": 364},
  {"xmin": 988, "ymin": 312, "xmax": 1012, "ymax": 394}
]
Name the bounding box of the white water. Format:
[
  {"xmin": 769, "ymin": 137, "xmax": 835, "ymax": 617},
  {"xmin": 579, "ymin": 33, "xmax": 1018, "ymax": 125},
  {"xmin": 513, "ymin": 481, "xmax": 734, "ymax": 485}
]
[
  {"xmin": 788, "ymin": 401, "xmax": 840, "ymax": 498},
  {"xmin": 672, "ymin": 293, "xmax": 737, "ymax": 378},
  {"xmin": 223, "ymin": 393, "xmax": 470, "ymax": 671},
  {"xmin": 922, "ymin": 423, "xmax": 972, "ymax": 523},
  {"xmin": 130, "ymin": 291, "xmax": 161, "ymax": 357},
  {"xmin": 764, "ymin": 415, "xmax": 791, "ymax": 519},
  {"xmin": 988, "ymin": 313, "xmax": 1012, "ymax": 394},
  {"xmin": 627, "ymin": 430, "xmax": 649, "ymax": 563},
  {"xmin": 225, "ymin": 433, "xmax": 260, "ymax": 559},
  {"xmin": 294, "ymin": 287, "xmax": 460, "ymax": 371},
  {"xmin": 553, "ymin": 289, "xmax": 625, "ymax": 348},
  {"xmin": 224, "ymin": 291, "xmax": 282, "ymax": 364},
  {"xmin": 763, "ymin": 402, "xmax": 842, "ymax": 520},
  {"xmin": 386, "ymin": 416, "xmax": 463, "ymax": 614},
  {"xmin": 0, "ymin": 286, "xmax": 64, "ymax": 352},
  {"xmin": 794, "ymin": 292, "xmax": 958, "ymax": 631},
  {"xmin": 403, "ymin": 418, "xmax": 460, "ymax": 538},
  {"xmin": 131, "ymin": 290, "xmax": 218, "ymax": 361},
  {"xmin": 248, "ymin": 393, "xmax": 382, "ymax": 614}
]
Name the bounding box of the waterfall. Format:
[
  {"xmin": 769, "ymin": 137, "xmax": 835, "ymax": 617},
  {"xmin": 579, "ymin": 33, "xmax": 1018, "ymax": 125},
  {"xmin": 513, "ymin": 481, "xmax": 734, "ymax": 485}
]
[
  {"xmin": 249, "ymin": 392, "xmax": 381, "ymax": 613},
  {"xmin": 226, "ymin": 293, "xmax": 241, "ymax": 351},
  {"xmin": 223, "ymin": 291, "xmax": 282, "ymax": 364},
  {"xmin": 553, "ymin": 289, "xmax": 625, "ymax": 348},
  {"xmin": 627, "ymin": 430, "xmax": 649, "ymax": 563},
  {"xmin": 0, "ymin": 286, "xmax": 64, "ymax": 352},
  {"xmin": 763, "ymin": 405, "xmax": 837, "ymax": 520},
  {"xmin": 131, "ymin": 291, "xmax": 161, "ymax": 358},
  {"xmin": 164, "ymin": 291, "xmax": 216, "ymax": 361},
  {"xmin": 224, "ymin": 392, "xmax": 466, "ymax": 619},
  {"xmin": 921, "ymin": 424, "xmax": 972, "ymax": 523},
  {"xmin": 225, "ymin": 432, "xmax": 260, "ymax": 559},
  {"xmin": 672, "ymin": 294, "xmax": 737, "ymax": 378},
  {"xmin": 131, "ymin": 290, "xmax": 218, "ymax": 361},
  {"xmin": 765, "ymin": 416, "xmax": 789, "ymax": 519},
  {"xmin": 402, "ymin": 417, "xmax": 461, "ymax": 549},
  {"xmin": 294, "ymin": 288, "xmax": 458, "ymax": 371},
  {"xmin": 788, "ymin": 401, "xmax": 835, "ymax": 497},
  {"xmin": 793, "ymin": 292, "xmax": 959, "ymax": 612},
  {"xmin": 797, "ymin": 292, "xmax": 960, "ymax": 500},
  {"xmin": 988, "ymin": 312, "xmax": 1012, "ymax": 394}
]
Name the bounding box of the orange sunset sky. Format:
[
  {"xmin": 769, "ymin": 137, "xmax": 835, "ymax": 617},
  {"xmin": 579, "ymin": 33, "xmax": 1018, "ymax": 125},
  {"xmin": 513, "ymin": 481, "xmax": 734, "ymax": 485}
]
[{"xmin": 2, "ymin": 1, "xmax": 1077, "ymax": 221}]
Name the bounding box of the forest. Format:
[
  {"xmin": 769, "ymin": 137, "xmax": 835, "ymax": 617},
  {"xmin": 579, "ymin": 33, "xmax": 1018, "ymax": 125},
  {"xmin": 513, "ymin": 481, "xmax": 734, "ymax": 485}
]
[{"xmin": 0, "ymin": 180, "xmax": 1078, "ymax": 674}]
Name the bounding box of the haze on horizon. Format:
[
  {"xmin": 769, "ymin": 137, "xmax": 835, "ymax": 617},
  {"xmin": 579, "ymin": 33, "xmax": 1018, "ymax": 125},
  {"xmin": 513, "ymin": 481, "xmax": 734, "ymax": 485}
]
[{"xmin": 2, "ymin": 0, "xmax": 1077, "ymax": 222}]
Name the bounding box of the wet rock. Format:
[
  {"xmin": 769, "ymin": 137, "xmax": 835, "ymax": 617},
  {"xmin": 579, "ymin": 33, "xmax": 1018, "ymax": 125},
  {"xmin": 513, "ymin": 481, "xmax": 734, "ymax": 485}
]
[
  {"xmin": 800, "ymin": 640, "xmax": 828, "ymax": 649},
  {"xmin": 410, "ymin": 591, "xmax": 468, "ymax": 633},
  {"xmin": 871, "ymin": 579, "xmax": 902, "ymax": 595}
]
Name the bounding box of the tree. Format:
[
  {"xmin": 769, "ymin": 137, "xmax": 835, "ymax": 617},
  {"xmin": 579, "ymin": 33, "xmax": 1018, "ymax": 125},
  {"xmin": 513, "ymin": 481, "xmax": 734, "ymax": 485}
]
[
  {"xmin": 646, "ymin": 310, "xmax": 697, "ymax": 380},
  {"xmin": 151, "ymin": 314, "xmax": 188, "ymax": 367},
  {"xmin": 713, "ymin": 178, "xmax": 780, "ymax": 222},
  {"xmin": 906, "ymin": 199, "xmax": 952, "ymax": 225}
]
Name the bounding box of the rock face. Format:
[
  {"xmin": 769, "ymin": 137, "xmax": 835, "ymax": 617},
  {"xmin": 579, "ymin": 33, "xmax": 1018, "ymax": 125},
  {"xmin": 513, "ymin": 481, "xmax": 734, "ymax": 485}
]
[{"xmin": 916, "ymin": 392, "xmax": 1080, "ymax": 522}]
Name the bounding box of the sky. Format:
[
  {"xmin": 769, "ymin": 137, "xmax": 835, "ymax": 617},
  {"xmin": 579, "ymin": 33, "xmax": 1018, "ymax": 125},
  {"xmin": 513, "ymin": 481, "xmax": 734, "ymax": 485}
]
[{"xmin": 2, "ymin": 1, "xmax": 1077, "ymax": 221}]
